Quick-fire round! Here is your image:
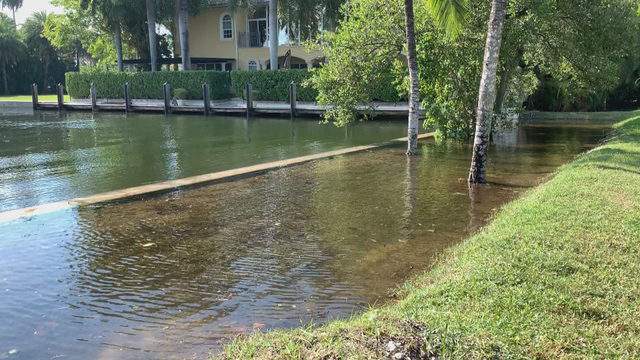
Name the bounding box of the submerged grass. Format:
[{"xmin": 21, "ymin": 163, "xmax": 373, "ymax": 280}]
[{"xmin": 220, "ymin": 113, "xmax": 640, "ymax": 359}]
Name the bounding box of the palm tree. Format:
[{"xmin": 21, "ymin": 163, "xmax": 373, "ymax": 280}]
[
  {"xmin": 21, "ymin": 12, "xmax": 58, "ymax": 90},
  {"xmin": 404, "ymin": 0, "xmax": 420, "ymax": 155},
  {"xmin": 468, "ymin": 0, "xmax": 507, "ymax": 184},
  {"xmin": 177, "ymin": 0, "xmax": 190, "ymax": 70},
  {"xmin": 269, "ymin": 0, "xmax": 278, "ymax": 69},
  {"xmin": 0, "ymin": 13, "xmax": 20, "ymax": 93},
  {"xmin": 0, "ymin": 0, "xmax": 23, "ymax": 27},
  {"xmin": 406, "ymin": 0, "xmax": 467, "ymax": 154},
  {"xmin": 146, "ymin": 0, "xmax": 158, "ymax": 71}
]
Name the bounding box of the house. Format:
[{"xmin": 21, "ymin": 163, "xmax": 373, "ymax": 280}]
[{"xmin": 176, "ymin": 0, "xmax": 325, "ymax": 71}]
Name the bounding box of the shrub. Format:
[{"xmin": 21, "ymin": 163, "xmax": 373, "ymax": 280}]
[
  {"xmin": 230, "ymin": 69, "xmax": 318, "ymax": 102},
  {"xmin": 65, "ymin": 70, "xmax": 232, "ymax": 100}
]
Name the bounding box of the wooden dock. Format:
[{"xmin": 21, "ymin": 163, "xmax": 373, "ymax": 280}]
[{"xmin": 34, "ymin": 98, "xmax": 412, "ymax": 117}]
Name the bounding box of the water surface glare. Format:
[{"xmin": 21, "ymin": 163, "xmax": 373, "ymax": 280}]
[
  {"xmin": 0, "ymin": 112, "xmax": 406, "ymax": 212},
  {"xmin": 0, "ymin": 122, "xmax": 609, "ymax": 359}
]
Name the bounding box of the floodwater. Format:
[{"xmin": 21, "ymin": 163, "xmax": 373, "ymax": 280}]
[
  {"xmin": 0, "ymin": 112, "xmax": 406, "ymax": 212},
  {"xmin": 0, "ymin": 117, "xmax": 609, "ymax": 360}
]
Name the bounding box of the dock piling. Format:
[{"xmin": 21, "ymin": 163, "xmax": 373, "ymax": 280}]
[
  {"xmin": 56, "ymin": 84, "xmax": 64, "ymax": 111},
  {"xmin": 31, "ymin": 83, "xmax": 39, "ymax": 110},
  {"xmin": 245, "ymin": 83, "xmax": 253, "ymax": 119},
  {"xmin": 163, "ymin": 83, "xmax": 172, "ymax": 115},
  {"xmin": 202, "ymin": 83, "xmax": 211, "ymax": 116},
  {"xmin": 289, "ymin": 81, "xmax": 297, "ymax": 119},
  {"xmin": 90, "ymin": 83, "xmax": 97, "ymax": 112},
  {"xmin": 124, "ymin": 82, "xmax": 131, "ymax": 113}
]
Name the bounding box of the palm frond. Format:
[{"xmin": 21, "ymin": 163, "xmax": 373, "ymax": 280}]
[{"xmin": 425, "ymin": 0, "xmax": 468, "ymax": 38}]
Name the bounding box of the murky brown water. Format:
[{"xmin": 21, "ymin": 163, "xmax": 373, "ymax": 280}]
[{"xmin": 0, "ymin": 123, "xmax": 608, "ymax": 359}]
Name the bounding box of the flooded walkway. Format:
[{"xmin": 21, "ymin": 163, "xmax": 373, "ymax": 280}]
[{"xmin": 0, "ymin": 122, "xmax": 609, "ymax": 360}]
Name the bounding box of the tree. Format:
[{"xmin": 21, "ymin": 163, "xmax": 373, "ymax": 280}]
[
  {"xmin": 0, "ymin": 0, "xmax": 22, "ymax": 27},
  {"xmin": 467, "ymin": 0, "xmax": 507, "ymax": 184},
  {"xmin": 44, "ymin": 12, "xmax": 87, "ymax": 71},
  {"xmin": 21, "ymin": 12, "xmax": 59, "ymax": 91},
  {"xmin": 177, "ymin": 0, "xmax": 190, "ymax": 70},
  {"xmin": 146, "ymin": 0, "xmax": 158, "ymax": 71},
  {"xmin": 269, "ymin": 0, "xmax": 278, "ymax": 69},
  {"xmin": 0, "ymin": 13, "xmax": 20, "ymax": 93},
  {"xmin": 404, "ymin": 0, "xmax": 419, "ymax": 154},
  {"xmin": 309, "ymin": 0, "xmax": 467, "ymax": 153}
]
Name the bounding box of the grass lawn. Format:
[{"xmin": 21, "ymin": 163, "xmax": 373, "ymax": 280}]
[
  {"xmin": 220, "ymin": 112, "xmax": 640, "ymax": 359},
  {"xmin": 0, "ymin": 94, "xmax": 70, "ymax": 102}
]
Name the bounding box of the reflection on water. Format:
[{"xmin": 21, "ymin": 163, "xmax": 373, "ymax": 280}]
[
  {"xmin": 0, "ymin": 112, "xmax": 406, "ymax": 212},
  {"xmin": 0, "ymin": 123, "xmax": 608, "ymax": 359}
]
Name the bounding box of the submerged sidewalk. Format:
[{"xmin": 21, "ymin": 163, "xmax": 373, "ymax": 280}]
[{"xmin": 221, "ymin": 112, "xmax": 640, "ymax": 359}]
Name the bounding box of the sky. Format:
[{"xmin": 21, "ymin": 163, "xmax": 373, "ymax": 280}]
[{"xmin": 1, "ymin": 0, "xmax": 62, "ymax": 25}]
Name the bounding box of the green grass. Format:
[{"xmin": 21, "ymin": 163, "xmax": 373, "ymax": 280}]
[
  {"xmin": 220, "ymin": 113, "xmax": 640, "ymax": 359},
  {"xmin": 0, "ymin": 94, "xmax": 70, "ymax": 102}
]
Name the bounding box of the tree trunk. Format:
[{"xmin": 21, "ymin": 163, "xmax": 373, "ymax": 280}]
[
  {"xmin": 494, "ymin": 50, "xmax": 522, "ymax": 114},
  {"xmin": 43, "ymin": 57, "xmax": 49, "ymax": 92},
  {"xmin": 269, "ymin": 0, "xmax": 278, "ymax": 70},
  {"xmin": 493, "ymin": 65, "xmax": 511, "ymax": 114},
  {"xmin": 75, "ymin": 43, "xmax": 81, "ymax": 72},
  {"xmin": 468, "ymin": 0, "xmax": 507, "ymax": 185},
  {"xmin": 115, "ymin": 23, "xmax": 124, "ymax": 71},
  {"xmin": 1, "ymin": 62, "xmax": 8, "ymax": 95},
  {"xmin": 11, "ymin": 8, "xmax": 16, "ymax": 28},
  {"xmin": 404, "ymin": 0, "xmax": 420, "ymax": 155},
  {"xmin": 146, "ymin": 0, "xmax": 158, "ymax": 72},
  {"xmin": 171, "ymin": 1, "xmax": 179, "ymax": 71},
  {"xmin": 178, "ymin": 0, "xmax": 190, "ymax": 70}
]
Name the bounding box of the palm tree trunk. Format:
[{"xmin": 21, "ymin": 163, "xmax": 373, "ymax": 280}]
[
  {"xmin": 171, "ymin": 1, "xmax": 179, "ymax": 71},
  {"xmin": 1, "ymin": 61, "xmax": 8, "ymax": 95},
  {"xmin": 404, "ymin": 0, "xmax": 420, "ymax": 155},
  {"xmin": 115, "ymin": 22, "xmax": 124, "ymax": 71},
  {"xmin": 11, "ymin": 8, "xmax": 16, "ymax": 28},
  {"xmin": 269, "ymin": 0, "xmax": 278, "ymax": 70},
  {"xmin": 146, "ymin": 0, "xmax": 158, "ymax": 72},
  {"xmin": 178, "ymin": 0, "xmax": 190, "ymax": 70},
  {"xmin": 468, "ymin": 0, "xmax": 507, "ymax": 184}
]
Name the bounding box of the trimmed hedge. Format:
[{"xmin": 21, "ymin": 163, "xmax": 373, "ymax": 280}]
[
  {"xmin": 65, "ymin": 70, "xmax": 232, "ymax": 100},
  {"xmin": 65, "ymin": 69, "xmax": 403, "ymax": 103},
  {"xmin": 230, "ymin": 69, "xmax": 318, "ymax": 102}
]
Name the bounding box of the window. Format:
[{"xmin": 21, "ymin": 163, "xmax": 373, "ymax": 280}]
[
  {"xmin": 248, "ymin": 60, "xmax": 258, "ymax": 71},
  {"xmin": 221, "ymin": 14, "xmax": 233, "ymax": 40},
  {"xmin": 248, "ymin": 7, "xmax": 267, "ymax": 47}
]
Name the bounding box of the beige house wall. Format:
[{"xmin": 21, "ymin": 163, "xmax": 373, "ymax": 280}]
[{"xmin": 176, "ymin": 7, "xmax": 324, "ymax": 70}]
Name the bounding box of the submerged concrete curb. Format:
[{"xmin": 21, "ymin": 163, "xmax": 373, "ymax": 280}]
[{"xmin": 0, "ymin": 133, "xmax": 434, "ymax": 224}]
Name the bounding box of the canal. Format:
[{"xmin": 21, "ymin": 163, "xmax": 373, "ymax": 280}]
[
  {"xmin": 0, "ymin": 112, "xmax": 406, "ymax": 212},
  {"xmin": 0, "ymin": 112, "xmax": 609, "ymax": 359}
]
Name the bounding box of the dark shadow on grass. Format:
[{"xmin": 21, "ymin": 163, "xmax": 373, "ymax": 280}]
[{"xmin": 573, "ymin": 147, "xmax": 640, "ymax": 173}]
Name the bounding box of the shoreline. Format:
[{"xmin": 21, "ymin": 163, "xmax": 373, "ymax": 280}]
[{"xmin": 220, "ymin": 112, "xmax": 640, "ymax": 359}]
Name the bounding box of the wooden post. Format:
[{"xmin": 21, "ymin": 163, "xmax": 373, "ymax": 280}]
[
  {"xmin": 163, "ymin": 82, "xmax": 171, "ymax": 115},
  {"xmin": 124, "ymin": 82, "xmax": 131, "ymax": 113},
  {"xmin": 202, "ymin": 83, "xmax": 210, "ymax": 116},
  {"xmin": 31, "ymin": 83, "xmax": 39, "ymax": 110},
  {"xmin": 90, "ymin": 83, "xmax": 97, "ymax": 112},
  {"xmin": 245, "ymin": 82, "xmax": 253, "ymax": 119},
  {"xmin": 57, "ymin": 83, "xmax": 64, "ymax": 111},
  {"xmin": 289, "ymin": 81, "xmax": 297, "ymax": 119}
]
